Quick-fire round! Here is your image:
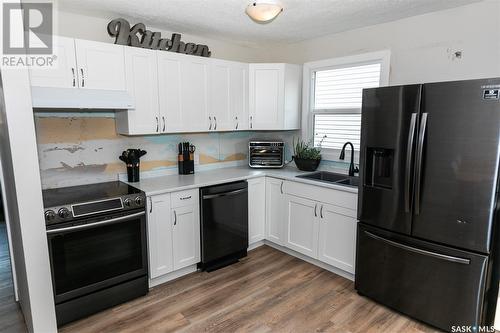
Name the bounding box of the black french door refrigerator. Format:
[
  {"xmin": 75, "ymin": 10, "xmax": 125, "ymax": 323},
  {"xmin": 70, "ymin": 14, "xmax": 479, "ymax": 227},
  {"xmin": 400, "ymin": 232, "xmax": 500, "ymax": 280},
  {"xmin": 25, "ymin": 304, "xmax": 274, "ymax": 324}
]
[{"xmin": 356, "ymin": 78, "xmax": 500, "ymax": 331}]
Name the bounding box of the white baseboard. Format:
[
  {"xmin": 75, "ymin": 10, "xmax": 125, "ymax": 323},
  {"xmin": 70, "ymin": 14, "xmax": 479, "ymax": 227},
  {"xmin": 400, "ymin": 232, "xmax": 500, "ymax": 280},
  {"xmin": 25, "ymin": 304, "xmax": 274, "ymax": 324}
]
[
  {"xmin": 149, "ymin": 264, "xmax": 198, "ymax": 288},
  {"xmin": 148, "ymin": 239, "xmax": 353, "ymax": 289},
  {"xmin": 263, "ymin": 240, "xmax": 355, "ymax": 281},
  {"xmin": 248, "ymin": 240, "xmax": 265, "ymax": 251}
]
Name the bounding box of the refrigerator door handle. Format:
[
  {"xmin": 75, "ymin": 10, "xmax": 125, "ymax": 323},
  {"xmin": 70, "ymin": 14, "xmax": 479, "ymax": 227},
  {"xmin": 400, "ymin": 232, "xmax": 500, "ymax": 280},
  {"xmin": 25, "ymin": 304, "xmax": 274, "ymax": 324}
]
[
  {"xmin": 405, "ymin": 113, "xmax": 418, "ymax": 213},
  {"xmin": 414, "ymin": 112, "xmax": 428, "ymax": 215},
  {"xmin": 364, "ymin": 231, "xmax": 470, "ymax": 265}
]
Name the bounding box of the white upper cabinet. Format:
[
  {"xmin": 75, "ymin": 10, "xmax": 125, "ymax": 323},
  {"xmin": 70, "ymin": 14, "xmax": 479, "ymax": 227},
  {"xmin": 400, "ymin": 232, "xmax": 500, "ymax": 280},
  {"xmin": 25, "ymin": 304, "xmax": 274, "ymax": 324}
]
[
  {"xmin": 116, "ymin": 47, "xmax": 159, "ymax": 135},
  {"xmin": 29, "ymin": 36, "xmax": 77, "ymax": 88},
  {"xmin": 29, "ymin": 37, "xmax": 126, "ymax": 92},
  {"xmin": 74, "ymin": 39, "xmax": 126, "ymax": 91},
  {"xmin": 248, "ymin": 177, "xmax": 266, "ymax": 245},
  {"xmin": 180, "ymin": 55, "xmax": 210, "ymax": 132},
  {"xmin": 210, "ymin": 59, "xmax": 248, "ymax": 131},
  {"xmin": 249, "ymin": 63, "xmax": 302, "ymax": 130},
  {"xmin": 158, "ymin": 52, "xmax": 183, "ymax": 132}
]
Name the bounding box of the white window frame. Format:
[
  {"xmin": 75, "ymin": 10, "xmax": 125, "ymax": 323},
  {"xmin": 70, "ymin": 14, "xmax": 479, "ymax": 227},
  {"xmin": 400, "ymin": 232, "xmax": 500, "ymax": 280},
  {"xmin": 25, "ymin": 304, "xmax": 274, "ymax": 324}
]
[{"xmin": 302, "ymin": 50, "xmax": 391, "ymax": 162}]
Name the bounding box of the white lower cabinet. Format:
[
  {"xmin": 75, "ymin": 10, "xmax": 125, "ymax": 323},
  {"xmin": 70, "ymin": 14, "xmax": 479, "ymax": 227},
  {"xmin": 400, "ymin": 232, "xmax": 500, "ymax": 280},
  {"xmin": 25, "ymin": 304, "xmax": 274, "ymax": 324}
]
[
  {"xmin": 284, "ymin": 194, "xmax": 319, "ymax": 258},
  {"xmin": 248, "ymin": 177, "xmax": 266, "ymax": 245},
  {"xmin": 172, "ymin": 204, "xmax": 200, "ymax": 270},
  {"xmin": 282, "ymin": 181, "xmax": 358, "ymax": 275},
  {"xmin": 148, "ymin": 193, "xmax": 173, "ymax": 279},
  {"xmin": 147, "ymin": 189, "xmax": 200, "ymax": 279},
  {"xmin": 265, "ymin": 178, "xmax": 286, "ymax": 245},
  {"xmin": 317, "ymin": 204, "xmax": 357, "ymax": 274}
]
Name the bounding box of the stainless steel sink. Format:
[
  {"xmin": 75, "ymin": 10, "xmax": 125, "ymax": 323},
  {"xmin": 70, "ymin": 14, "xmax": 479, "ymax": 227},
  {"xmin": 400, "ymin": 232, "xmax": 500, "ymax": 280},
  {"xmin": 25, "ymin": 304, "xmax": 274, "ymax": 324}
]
[{"xmin": 296, "ymin": 171, "xmax": 359, "ymax": 188}]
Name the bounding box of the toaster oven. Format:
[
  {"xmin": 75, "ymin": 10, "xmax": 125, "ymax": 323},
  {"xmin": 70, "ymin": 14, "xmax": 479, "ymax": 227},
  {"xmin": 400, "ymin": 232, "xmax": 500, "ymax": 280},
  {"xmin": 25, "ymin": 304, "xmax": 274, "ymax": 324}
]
[{"xmin": 248, "ymin": 141, "xmax": 284, "ymax": 168}]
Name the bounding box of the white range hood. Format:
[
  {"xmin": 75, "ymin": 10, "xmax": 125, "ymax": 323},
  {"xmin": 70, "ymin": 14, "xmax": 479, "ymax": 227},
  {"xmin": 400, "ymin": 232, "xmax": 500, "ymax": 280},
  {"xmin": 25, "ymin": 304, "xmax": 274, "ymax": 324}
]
[{"xmin": 31, "ymin": 87, "xmax": 135, "ymax": 110}]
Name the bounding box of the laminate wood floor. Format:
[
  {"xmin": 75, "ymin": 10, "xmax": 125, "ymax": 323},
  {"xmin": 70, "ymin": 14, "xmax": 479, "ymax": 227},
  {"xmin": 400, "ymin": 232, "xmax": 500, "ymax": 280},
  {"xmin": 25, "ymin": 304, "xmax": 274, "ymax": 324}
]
[
  {"xmin": 0, "ymin": 222, "xmax": 26, "ymax": 333},
  {"xmin": 61, "ymin": 245, "xmax": 438, "ymax": 333}
]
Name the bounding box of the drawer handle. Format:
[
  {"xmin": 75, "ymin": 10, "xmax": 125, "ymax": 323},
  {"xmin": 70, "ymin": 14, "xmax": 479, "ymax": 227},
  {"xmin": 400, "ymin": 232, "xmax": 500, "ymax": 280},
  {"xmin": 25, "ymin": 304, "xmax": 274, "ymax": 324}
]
[
  {"xmin": 180, "ymin": 196, "xmax": 191, "ymax": 200},
  {"xmin": 364, "ymin": 231, "xmax": 470, "ymax": 265}
]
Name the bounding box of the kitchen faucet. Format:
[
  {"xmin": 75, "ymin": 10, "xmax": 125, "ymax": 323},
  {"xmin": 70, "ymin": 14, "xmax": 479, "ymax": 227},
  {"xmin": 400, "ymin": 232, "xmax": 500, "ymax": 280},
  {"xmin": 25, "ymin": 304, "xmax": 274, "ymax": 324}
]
[{"xmin": 339, "ymin": 142, "xmax": 359, "ymax": 177}]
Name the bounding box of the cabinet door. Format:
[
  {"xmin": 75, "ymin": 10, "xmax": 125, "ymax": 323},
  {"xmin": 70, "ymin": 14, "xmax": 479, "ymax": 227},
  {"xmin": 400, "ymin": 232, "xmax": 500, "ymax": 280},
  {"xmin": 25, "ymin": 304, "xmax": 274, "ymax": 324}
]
[
  {"xmin": 318, "ymin": 204, "xmax": 357, "ymax": 273},
  {"xmin": 210, "ymin": 60, "xmax": 232, "ymax": 131},
  {"xmin": 172, "ymin": 205, "xmax": 200, "ymax": 270},
  {"xmin": 74, "ymin": 39, "xmax": 126, "ymax": 91},
  {"xmin": 180, "ymin": 56, "xmax": 210, "ymax": 132},
  {"xmin": 29, "ymin": 36, "xmax": 77, "ymax": 88},
  {"xmin": 230, "ymin": 63, "xmax": 249, "ymax": 131},
  {"xmin": 265, "ymin": 178, "xmax": 285, "ymax": 245},
  {"xmin": 284, "ymin": 194, "xmax": 319, "ymax": 258},
  {"xmin": 148, "ymin": 194, "xmax": 173, "ymax": 278},
  {"xmin": 248, "ymin": 177, "xmax": 266, "ymax": 245},
  {"xmin": 158, "ymin": 52, "xmax": 183, "ymax": 132},
  {"xmin": 117, "ymin": 47, "xmax": 159, "ymax": 135},
  {"xmin": 249, "ymin": 64, "xmax": 284, "ymax": 130}
]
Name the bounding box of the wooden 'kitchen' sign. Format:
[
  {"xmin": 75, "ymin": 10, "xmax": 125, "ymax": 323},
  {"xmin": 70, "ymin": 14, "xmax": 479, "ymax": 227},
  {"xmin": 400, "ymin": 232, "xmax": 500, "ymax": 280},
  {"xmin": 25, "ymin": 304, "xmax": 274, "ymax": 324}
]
[{"xmin": 107, "ymin": 18, "xmax": 211, "ymax": 57}]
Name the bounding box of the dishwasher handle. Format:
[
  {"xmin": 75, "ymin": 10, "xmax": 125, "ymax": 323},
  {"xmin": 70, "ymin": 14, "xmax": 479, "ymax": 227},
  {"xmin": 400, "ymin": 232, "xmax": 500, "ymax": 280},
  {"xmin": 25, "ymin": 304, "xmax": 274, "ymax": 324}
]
[{"xmin": 202, "ymin": 188, "xmax": 247, "ymax": 200}]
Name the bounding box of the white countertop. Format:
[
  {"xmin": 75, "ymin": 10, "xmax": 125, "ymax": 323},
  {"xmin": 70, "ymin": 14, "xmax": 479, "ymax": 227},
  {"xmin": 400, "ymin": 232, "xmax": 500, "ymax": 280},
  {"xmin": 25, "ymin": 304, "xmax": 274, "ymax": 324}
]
[{"xmin": 128, "ymin": 166, "xmax": 358, "ymax": 196}]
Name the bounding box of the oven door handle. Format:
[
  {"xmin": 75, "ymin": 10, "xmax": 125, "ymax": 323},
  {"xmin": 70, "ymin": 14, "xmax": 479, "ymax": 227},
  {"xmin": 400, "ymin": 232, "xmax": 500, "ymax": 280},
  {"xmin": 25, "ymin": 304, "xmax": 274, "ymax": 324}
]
[{"xmin": 46, "ymin": 211, "xmax": 145, "ymax": 234}]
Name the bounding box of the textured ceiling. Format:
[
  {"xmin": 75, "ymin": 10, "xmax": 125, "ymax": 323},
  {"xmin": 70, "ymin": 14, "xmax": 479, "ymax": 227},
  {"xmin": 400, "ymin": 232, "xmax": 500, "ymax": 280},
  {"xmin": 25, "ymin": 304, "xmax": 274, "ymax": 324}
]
[{"xmin": 58, "ymin": 0, "xmax": 481, "ymax": 46}]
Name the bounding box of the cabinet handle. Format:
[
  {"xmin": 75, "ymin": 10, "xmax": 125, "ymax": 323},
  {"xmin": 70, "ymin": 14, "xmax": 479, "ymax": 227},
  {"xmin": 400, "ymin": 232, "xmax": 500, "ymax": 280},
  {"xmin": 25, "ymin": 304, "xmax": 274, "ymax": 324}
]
[
  {"xmin": 156, "ymin": 117, "xmax": 159, "ymax": 132},
  {"xmin": 71, "ymin": 68, "xmax": 75, "ymax": 87},
  {"xmin": 280, "ymin": 181, "xmax": 283, "ymax": 194},
  {"xmin": 214, "ymin": 116, "xmax": 217, "ymax": 130},
  {"xmin": 149, "ymin": 197, "xmax": 153, "ymax": 213},
  {"xmin": 180, "ymin": 196, "xmax": 191, "ymax": 200},
  {"xmin": 314, "ymin": 203, "xmax": 317, "ymax": 217},
  {"xmin": 250, "ymin": 116, "xmax": 253, "ymax": 129},
  {"xmin": 173, "ymin": 210, "xmax": 177, "ymax": 225},
  {"xmin": 162, "ymin": 116, "xmax": 166, "ymax": 132},
  {"xmin": 80, "ymin": 68, "xmax": 85, "ymax": 87},
  {"xmin": 320, "ymin": 205, "xmax": 324, "ymax": 219},
  {"xmin": 209, "ymin": 116, "xmax": 212, "ymax": 130},
  {"xmin": 235, "ymin": 116, "xmax": 238, "ymax": 130}
]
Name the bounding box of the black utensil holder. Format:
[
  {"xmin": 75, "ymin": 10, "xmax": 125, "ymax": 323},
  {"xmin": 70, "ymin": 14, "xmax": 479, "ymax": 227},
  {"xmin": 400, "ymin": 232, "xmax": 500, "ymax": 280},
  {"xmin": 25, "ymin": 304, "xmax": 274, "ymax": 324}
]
[
  {"xmin": 178, "ymin": 158, "xmax": 194, "ymax": 175},
  {"xmin": 127, "ymin": 164, "xmax": 140, "ymax": 182}
]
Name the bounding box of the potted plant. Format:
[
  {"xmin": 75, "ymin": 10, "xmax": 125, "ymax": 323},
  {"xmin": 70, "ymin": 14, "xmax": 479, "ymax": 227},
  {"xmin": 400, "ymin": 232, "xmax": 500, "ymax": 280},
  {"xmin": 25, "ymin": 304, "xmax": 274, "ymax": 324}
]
[{"xmin": 293, "ymin": 138, "xmax": 321, "ymax": 171}]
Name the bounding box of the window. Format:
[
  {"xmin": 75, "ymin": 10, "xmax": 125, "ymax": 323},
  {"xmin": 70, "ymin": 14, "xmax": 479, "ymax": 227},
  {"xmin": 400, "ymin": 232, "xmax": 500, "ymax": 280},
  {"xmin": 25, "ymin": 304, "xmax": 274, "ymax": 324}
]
[{"xmin": 304, "ymin": 51, "xmax": 390, "ymax": 155}]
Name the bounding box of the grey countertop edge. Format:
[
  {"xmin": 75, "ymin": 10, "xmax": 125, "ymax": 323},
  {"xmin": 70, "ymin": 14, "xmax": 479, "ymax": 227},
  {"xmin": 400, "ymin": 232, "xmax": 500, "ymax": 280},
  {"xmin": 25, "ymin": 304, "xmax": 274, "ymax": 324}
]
[{"xmin": 127, "ymin": 166, "xmax": 359, "ymax": 196}]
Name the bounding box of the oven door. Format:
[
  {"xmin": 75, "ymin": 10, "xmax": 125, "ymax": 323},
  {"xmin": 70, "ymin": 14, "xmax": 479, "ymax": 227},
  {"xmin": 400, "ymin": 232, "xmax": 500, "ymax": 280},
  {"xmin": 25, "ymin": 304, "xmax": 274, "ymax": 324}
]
[{"xmin": 47, "ymin": 210, "xmax": 148, "ymax": 303}]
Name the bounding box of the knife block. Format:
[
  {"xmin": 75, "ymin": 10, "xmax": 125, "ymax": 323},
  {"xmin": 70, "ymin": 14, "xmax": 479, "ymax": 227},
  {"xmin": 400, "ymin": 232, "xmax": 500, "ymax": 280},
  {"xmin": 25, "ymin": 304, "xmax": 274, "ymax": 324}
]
[{"xmin": 178, "ymin": 153, "xmax": 194, "ymax": 175}]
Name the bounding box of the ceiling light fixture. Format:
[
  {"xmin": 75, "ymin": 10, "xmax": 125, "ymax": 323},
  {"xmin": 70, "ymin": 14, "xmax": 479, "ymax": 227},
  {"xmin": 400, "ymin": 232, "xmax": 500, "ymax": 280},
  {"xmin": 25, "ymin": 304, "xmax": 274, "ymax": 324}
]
[{"xmin": 246, "ymin": 0, "xmax": 283, "ymax": 24}]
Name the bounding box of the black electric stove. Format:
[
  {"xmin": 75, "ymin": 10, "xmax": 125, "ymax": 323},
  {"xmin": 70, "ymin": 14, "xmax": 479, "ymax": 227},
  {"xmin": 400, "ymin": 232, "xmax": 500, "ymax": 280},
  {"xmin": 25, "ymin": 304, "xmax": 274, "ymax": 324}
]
[
  {"xmin": 42, "ymin": 181, "xmax": 146, "ymax": 226},
  {"xmin": 42, "ymin": 181, "xmax": 148, "ymax": 326}
]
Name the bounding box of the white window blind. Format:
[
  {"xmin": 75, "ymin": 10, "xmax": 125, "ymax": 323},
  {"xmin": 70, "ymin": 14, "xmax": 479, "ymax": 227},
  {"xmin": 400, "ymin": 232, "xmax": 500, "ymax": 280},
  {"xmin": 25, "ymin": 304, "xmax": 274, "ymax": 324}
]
[
  {"xmin": 314, "ymin": 63, "xmax": 381, "ymax": 110},
  {"xmin": 314, "ymin": 114, "xmax": 361, "ymax": 150},
  {"xmin": 313, "ymin": 62, "xmax": 382, "ymax": 151}
]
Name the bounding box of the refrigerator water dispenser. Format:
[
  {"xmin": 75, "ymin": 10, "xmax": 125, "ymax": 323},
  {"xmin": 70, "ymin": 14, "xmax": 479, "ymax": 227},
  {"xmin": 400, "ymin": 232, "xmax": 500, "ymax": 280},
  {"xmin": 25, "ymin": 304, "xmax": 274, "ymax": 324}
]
[{"xmin": 365, "ymin": 148, "xmax": 394, "ymax": 189}]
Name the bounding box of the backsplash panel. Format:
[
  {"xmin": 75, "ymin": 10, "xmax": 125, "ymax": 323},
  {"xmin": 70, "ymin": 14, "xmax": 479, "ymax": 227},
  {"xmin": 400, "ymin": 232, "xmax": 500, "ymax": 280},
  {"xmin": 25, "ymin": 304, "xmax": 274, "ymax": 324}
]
[{"xmin": 34, "ymin": 115, "xmax": 299, "ymax": 189}]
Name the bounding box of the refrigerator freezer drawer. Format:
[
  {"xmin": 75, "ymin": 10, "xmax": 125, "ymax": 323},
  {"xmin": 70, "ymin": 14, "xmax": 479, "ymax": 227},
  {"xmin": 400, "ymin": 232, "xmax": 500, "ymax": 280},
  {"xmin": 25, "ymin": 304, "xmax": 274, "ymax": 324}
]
[{"xmin": 355, "ymin": 223, "xmax": 488, "ymax": 332}]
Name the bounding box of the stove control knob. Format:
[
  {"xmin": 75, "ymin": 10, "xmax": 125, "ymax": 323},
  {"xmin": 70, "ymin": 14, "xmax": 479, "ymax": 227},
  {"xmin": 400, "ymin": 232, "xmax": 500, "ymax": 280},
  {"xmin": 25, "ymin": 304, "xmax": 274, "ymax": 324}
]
[
  {"xmin": 123, "ymin": 198, "xmax": 132, "ymax": 207},
  {"xmin": 58, "ymin": 208, "xmax": 70, "ymax": 219},
  {"xmin": 135, "ymin": 196, "xmax": 144, "ymax": 206},
  {"xmin": 44, "ymin": 210, "xmax": 56, "ymax": 221}
]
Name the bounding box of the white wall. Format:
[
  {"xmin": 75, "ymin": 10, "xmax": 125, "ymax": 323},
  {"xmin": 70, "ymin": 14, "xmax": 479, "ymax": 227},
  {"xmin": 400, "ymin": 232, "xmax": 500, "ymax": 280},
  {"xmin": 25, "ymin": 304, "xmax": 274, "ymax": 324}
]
[
  {"xmin": 55, "ymin": 10, "xmax": 271, "ymax": 63},
  {"xmin": 268, "ymin": 1, "xmax": 500, "ymax": 84}
]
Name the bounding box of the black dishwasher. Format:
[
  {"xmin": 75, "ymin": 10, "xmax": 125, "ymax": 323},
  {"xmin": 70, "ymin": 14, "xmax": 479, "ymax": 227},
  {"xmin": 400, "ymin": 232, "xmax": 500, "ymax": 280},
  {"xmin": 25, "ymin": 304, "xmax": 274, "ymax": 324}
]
[{"xmin": 199, "ymin": 181, "xmax": 248, "ymax": 271}]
